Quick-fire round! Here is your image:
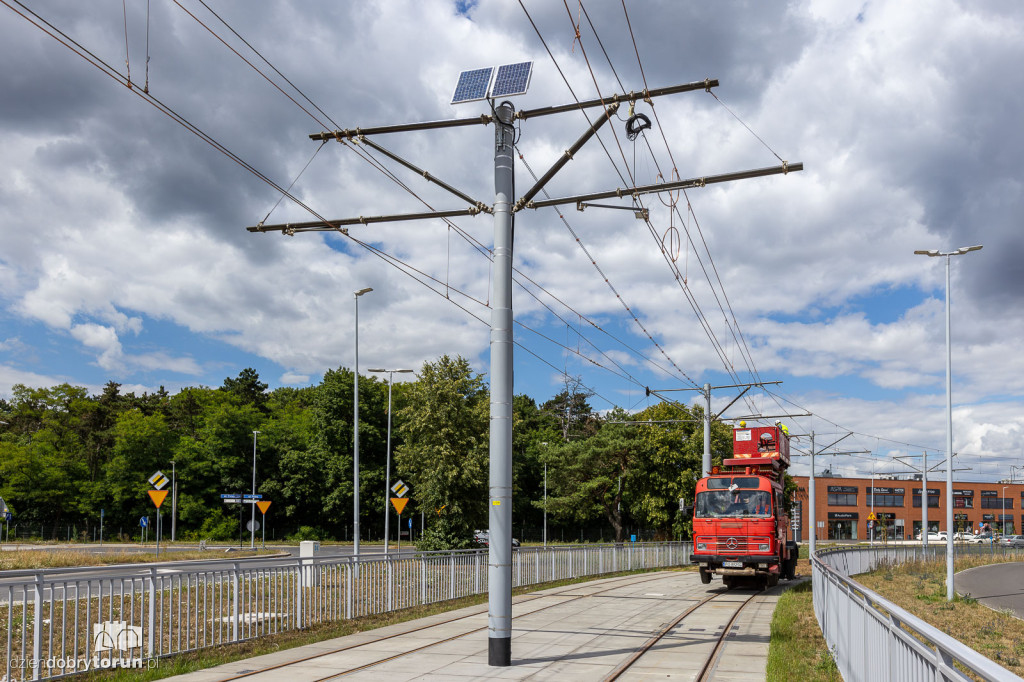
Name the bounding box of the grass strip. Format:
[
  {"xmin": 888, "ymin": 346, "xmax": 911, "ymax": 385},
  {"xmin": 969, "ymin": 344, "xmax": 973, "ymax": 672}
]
[{"xmin": 766, "ymin": 580, "xmax": 840, "ymax": 681}]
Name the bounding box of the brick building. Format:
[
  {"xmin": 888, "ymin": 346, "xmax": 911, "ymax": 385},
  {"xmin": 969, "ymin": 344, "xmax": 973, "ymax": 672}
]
[{"xmin": 790, "ymin": 475, "xmax": 1024, "ymax": 541}]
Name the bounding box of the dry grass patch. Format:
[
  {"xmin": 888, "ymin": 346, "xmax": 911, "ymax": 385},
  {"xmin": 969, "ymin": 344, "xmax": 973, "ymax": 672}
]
[{"xmin": 857, "ymin": 555, "xmax": 1024, "ymax": 677}]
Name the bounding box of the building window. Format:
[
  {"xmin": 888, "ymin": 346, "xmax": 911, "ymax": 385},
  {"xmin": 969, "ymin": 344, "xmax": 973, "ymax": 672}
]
[
  {"xmin": 912, "ymin": 494, "xmax": 939, "ymax": 508},
  {"xmin": 828, "ymin": 493, "xmax": 857, "ymax": 506},
  {"xmin": 981, "ymin": 498, "xmax": 1014, "ymax": 509},
  {"xmin": 869, "ymin": 494, "xmax": 903, "ymax": 507}
]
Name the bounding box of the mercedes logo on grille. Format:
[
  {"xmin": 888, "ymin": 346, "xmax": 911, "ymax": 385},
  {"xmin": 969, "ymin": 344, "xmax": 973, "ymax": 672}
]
[{"xmin": 726, "ymin": 537, "xmax": 738, "ymax": 550}]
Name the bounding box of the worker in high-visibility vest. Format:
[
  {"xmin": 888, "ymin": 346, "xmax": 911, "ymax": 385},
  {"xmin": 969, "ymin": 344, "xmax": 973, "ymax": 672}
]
[{"xmin": 775, "ymin": 420, "xmax": 789, "ymax": 436}]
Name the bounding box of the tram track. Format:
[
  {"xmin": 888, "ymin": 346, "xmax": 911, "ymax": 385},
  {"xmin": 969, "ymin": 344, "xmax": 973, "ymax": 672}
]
[{"xmin": 602, "ymin": 586, "xmax": 762, "ymax": 681}]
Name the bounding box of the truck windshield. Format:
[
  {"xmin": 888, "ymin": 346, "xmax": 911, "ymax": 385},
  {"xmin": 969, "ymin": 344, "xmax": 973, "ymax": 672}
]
[{"xmin": 695, "ymin": 490, "xmax": 772, "ymax": 518}]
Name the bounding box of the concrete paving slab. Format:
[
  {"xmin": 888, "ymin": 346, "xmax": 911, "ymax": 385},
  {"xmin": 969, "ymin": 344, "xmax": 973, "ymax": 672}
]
[{"xmin": 163, "ymin": 571, "xmax": 801, "ymax": 682}]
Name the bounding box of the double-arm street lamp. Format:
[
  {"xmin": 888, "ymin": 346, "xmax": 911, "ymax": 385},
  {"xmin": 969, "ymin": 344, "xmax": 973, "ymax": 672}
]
[
  {"xmin": 913, "ymin": 244, "xmax": 982, "ymax": 601},
  {"xmin": 353, "ymin": 287, "xmax": 373, "ymax": 560},
  {"xmin": 368, "ymin": 367, "xmax": 414, "ymax": 553}
]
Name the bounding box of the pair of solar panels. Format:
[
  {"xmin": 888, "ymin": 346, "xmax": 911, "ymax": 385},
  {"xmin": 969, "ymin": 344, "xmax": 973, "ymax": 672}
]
[{"xmin": 451, "ymin": 61, "xmax": 533, "ymax": 104}]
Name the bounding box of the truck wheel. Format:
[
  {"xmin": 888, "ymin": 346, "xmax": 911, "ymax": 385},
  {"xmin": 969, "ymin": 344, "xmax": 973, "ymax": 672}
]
[
  {"xmin": 699, "ymin": 567, "xmax": 711, "ymax": 584},
  {"xmin": 768, "ymin": 573, "xmax": 779, "ymax": 588},
  {"xmin": 784, "ymin": 556, "xmax": 798, "ymax": 580}
]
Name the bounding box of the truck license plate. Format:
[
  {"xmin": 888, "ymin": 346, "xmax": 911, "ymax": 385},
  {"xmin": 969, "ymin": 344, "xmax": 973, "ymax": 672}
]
[{"xmin": 722, "ymin": 561, "xmax": 743, "ymax": 568}]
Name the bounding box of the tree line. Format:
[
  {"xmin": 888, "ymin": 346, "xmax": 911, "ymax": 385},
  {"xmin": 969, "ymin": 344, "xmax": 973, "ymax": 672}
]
[{"xmin": 0, "ymin": 356, "xmax": 738, "ymax": 548}]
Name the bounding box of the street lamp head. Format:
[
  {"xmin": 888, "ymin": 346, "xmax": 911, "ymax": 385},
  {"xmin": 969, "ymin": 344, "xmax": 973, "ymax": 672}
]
[
  {"xmin": 957, "ymin": 245, "xmax": 983, "ymax": 254},
  {"xmin": 368, "ymin": 368, "xmax": 415, "ymax": 374},
  {"xmin": 354, "ymin": 287, "xmax": 373, "ymax": 297},
  {"xmin": 913, "ymin": 249, "xmax": 940, "ymax": 257}
]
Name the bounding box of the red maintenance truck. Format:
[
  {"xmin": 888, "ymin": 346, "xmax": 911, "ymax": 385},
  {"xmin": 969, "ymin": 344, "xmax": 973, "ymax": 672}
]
[{"xmin": 690, "ymin": 423, "xmax": 798, "ymax": 589}]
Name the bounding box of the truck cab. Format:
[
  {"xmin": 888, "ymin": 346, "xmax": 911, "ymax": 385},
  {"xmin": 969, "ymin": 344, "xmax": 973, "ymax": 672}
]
[{"xmin": 690, "ymin": 425, "xmax": 798, "ymax": 589}]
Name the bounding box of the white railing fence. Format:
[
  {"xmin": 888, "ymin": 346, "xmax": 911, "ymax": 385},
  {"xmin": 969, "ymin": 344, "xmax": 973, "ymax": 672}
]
[
  {"xmin": 812, "ymin": 544, "xmax": 1023, "ymax": 681},
  {"xmin": 1, "ymin": 541, "xmax": 691, "ymax": 680}
]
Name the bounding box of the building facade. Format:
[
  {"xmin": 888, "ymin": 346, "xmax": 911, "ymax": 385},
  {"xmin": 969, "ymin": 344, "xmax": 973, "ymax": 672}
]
[{"xmin": 791, "ymin": 475, "xmax": 1024, "ymax": 541}]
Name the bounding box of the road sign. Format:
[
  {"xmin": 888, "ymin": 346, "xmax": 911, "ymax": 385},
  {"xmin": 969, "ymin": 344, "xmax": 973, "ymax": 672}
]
[
  {"xmin": 391, "ymin": 480, "xmax": 409, "ymax": 498},
  {"xmin": 0, "ymin": 496, "xmax": 8, "ymax": 513},
  {"xmin": 391, "ymin": 497, "xmax": 409, "ymax": 514},
  {"xmin": 868, "ymin": 512, "xmax": 877, "ymax": 521},
  {"xmin": 246, "ymin": 520, "xmax": 260, "ymax": 532},
  {"xmin": 140, "ymin": 517, "xmax": 149, "ymax": 528},
  {"xmin": 256, "ymin": 500, "xmax": 272, "ymax": 515},
  {"xmin": 149, "ymin": 471, "xmax": 169, "ymax": 490},
  {"xmin": 148, "ymin": 489, "xmax": 169, "ymax": 508},
  {"xmin": 4, "ymin": 512, "xmax": 11, "ymax": 522}
]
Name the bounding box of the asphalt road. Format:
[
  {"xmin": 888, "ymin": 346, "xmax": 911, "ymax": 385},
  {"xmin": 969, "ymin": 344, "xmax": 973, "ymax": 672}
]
[
  {"xmin": 0, "ymin": 544, "xmax": 421, "ymax": 603},
  {"xmin": 957, "ymin": 562, "xmax": 1024, "ymax": 618}
]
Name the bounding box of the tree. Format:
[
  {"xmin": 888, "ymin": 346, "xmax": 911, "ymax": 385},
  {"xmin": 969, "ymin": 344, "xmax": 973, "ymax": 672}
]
[
  {"xmin": 541, "ymin": 376, "xmax": 598, "ymax": 442},
  {"xmin": 222, "ymin": 368, "xmax": 269, "ymax": 412},
  {"xmin": 540, "ymin": 409, "xmax": 646, "ymax": 543},
  {"xmin": 395, "ymin": 356, "xmax": 488, "ymax": 549}
]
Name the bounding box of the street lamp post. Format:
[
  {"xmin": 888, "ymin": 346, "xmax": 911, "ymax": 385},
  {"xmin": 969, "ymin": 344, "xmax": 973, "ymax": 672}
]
[
  {"xmin": 170, "ymin": 459, "xmax": 176, "ymax": 542},
  {"xmin": 914, "ymin": 244, "xmax": 982, "ymax": 601},
  {"xmin": 368, "ymin": 367, "xmax": 414, "ymax": 554},
  {"xmin": 353, "ymin": 287, "xmax": 373, "ymax": 561},
  {"xmin": 1003, "ymin": 486, "xmax": 1008, "ymax": 536},
  {"xmin": 541, "ymin": 442, "xmax": 548, "ymax": 548},
  {"xmin": 251, "ymin": 431, "xmax": 259, "ymax": 549}
]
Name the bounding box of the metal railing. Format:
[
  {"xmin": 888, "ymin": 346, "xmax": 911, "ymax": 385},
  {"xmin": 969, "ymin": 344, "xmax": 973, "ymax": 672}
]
[
  {"xmin": 1, "ymin": 541, "xmax": 691, "ymax": 680},
  {"xmin": 812, "ymin": 544, "xmax": 1023, "ymax": 681}
]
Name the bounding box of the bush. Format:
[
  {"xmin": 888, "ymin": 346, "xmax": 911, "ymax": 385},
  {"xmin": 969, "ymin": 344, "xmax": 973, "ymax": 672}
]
[
  {"xmin": 416, "ymin": 526, "xmax": 472, "ymax": 551},
  {"xmin": 287, "ymin": 526, "xmax": 320, "ymax": 542}
]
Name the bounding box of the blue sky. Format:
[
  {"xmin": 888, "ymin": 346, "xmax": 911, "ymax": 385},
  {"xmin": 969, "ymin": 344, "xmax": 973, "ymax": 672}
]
[{"xmin": 1, "ymin": 0, "xmax": 1023, "ymax": 482}]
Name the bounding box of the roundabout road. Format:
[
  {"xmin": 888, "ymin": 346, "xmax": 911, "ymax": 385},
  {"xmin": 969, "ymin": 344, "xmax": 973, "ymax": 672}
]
[{"xmin": 957, "ymin": 562, "xmax": 1024, "ymax": 619}]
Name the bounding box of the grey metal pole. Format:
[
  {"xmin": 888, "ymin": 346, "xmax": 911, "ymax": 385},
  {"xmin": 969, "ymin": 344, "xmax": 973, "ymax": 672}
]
[
  {"xmin": 944, "ymin": 253, "xmax": 954, "ymax": 599},
  {"xmin": 703, "ymin": 384, "xmax": 711, "ymax": 477},
  {"xmin": 808, "ymin": 432, "xmax": 816, "ymax": 557},
  {"xmin": 368, "ymin": 368, "xmax": 413, "ymax": 554},
  {"xmin": 915, "ymin": 244, "xmax": 981, "ymax": 600},
  {"xmin": 385, "ymin": 375, "xmax": 393, "ymax": 554},
  {"xmin": 488, "ymin": 101, "xmax": 514, "ymax": 667},
  {"xmin": 251, "ymin": 431, "xmax": 259, "ymax": 549},
  {"xmin": 922, "ymin": 451, "xmax": 928, "ymax": 548},
  {"xmin": 171, "ymin": 460, "xmax": 176, "ymax": 542},
  {"xmin": 544, "ymin": 463, "xmax": 547, "ymax": 548},
  {"xmin": 353, "ymin": 287, "xmax": 372, "ymax": 561}
]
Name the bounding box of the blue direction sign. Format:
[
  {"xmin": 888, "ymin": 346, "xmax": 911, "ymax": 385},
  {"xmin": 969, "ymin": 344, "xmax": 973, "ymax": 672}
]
[
  {"xmin": 4, "ymin": 511, "xmax": 11, "ymax": 522},
  {"xmin": 140, "ymin": 516, "xmax": 149, "ymax": 528}
]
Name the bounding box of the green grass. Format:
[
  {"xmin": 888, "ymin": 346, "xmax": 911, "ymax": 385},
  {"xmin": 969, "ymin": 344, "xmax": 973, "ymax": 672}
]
[{"xmin": 766, "ymin": 581, "xmax": 840, "ymax": 682}]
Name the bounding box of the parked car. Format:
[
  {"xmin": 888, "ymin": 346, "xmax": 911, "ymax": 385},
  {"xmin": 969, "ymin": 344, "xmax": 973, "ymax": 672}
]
[
  {"xmin": 965, "ymin": 533, "xmax": 994, "ymax": 543},
  {"xmin": 953, "ymin": 532, "xmax": 973, "ymax": 541},
  {"xmin": 473, "ymin": 530, "xmax": 520, "ymax": 548},
  {"xmin": 915, "ymin": 531, "xmax": 946, "ymax": 541},
  {"xmin": 997, "ymin": 535, "xmax": 1024, "ymax": 548}
]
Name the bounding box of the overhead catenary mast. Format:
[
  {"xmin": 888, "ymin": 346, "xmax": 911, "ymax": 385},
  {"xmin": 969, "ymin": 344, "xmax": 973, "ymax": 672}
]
[{"xmin": 248, "ymin": 65, "xmax": 802, "ymax": 666}]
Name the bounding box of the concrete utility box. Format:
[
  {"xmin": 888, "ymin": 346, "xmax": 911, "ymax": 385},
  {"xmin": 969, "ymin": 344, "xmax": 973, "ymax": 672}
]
[{"xmin": 299, "ymin": 541, "xmax": 320, "ymax": 585}]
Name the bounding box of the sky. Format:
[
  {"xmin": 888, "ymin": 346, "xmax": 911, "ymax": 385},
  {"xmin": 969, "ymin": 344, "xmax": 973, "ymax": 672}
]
[{"xmin": 1, "ymin": 0, "xmax": 1023, "ymax": 482}]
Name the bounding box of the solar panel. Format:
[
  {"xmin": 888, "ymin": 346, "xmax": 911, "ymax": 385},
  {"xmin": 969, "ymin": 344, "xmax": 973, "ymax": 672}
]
[
  {"xmin": 451, "ymin": 66, "xmax": 494, "ymax": 104},
  {"xmin": 490, "ymin": 61, "xmax": 533, "ymax": 98}
]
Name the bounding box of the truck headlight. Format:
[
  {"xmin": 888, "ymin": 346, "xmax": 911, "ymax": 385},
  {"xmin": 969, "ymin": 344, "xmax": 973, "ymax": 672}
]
[
  {"xmin": 758, "ymin": 543, "xmax": 770, "ymax": 552},
  {"xmin": 696, "ymin": 543, "xmax": 707, "ymax": 551}
]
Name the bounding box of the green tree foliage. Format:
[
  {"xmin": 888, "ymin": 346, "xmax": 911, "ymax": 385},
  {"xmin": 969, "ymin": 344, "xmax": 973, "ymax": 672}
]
[
  {"xmin": 394, "ymin": 356, "xmax": 488, "ymax": 550},
  {"xmin": 0, "ymin": 359, "xmax": 799, "ymax": 544}
]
